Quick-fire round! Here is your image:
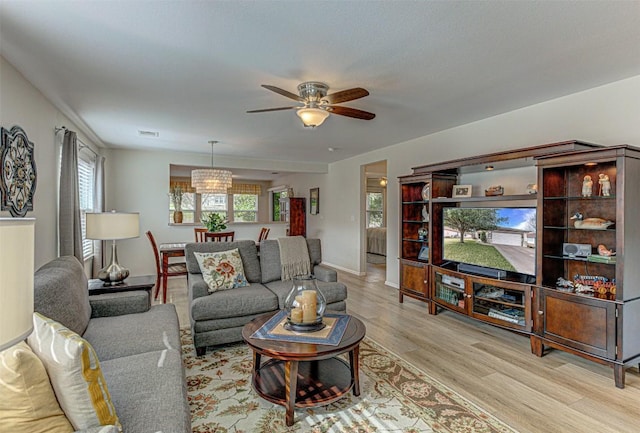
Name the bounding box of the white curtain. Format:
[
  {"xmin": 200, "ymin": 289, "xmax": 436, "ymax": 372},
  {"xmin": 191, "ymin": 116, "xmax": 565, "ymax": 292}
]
[{"xmin": 59, "ymin": 130, "xmax": 83, "ymax": 262}]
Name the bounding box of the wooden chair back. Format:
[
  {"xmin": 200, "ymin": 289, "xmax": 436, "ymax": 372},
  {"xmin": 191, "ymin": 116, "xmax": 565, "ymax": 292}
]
[
  {"xmin": 258, "ymin": 227, "xmax": 270, "ymax": 242},
  {"xmin": 146, "ymin": 230, "xmax": 188, "ymax": 301},
  {"xmin": 204, "ymin": 231, "xmax": 235, "ymax": 242},
  {"xmin": 146, "ymin": 230, "xmax": 163, "ymax": 297},
  {"xmin": 194, "ymin": 227, "xmax": 208, "ymax": 242}
]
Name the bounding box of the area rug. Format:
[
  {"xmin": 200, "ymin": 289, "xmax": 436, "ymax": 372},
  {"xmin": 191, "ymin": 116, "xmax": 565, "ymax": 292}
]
[
  {"xmin": 367, "ymin": 253, "xmax": 386, "ymax": 264},
  {"xmin": 181, "ymin": 329, "xmax": 517, "ymax": 433}
]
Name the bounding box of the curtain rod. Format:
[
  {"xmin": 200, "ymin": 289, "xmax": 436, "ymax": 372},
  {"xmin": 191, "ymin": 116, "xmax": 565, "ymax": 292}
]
[{"xmin": 55, "ymin": 126, "xmax": 99, "ymax": 158}]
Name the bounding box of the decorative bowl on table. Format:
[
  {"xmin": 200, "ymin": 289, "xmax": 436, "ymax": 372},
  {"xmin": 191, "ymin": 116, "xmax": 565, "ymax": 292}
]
[{"xmin": 283, "ymin": 275, "xmax": 327, "ymax": 332}]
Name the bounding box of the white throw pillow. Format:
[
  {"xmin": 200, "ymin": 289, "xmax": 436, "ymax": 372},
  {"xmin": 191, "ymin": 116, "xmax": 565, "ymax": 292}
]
[
  {"xmin": 194, "ymin": 248, "xmax": 249, "ymax": 293},
  {"xmin": 27, "ymin": 313, "xmax": 121, "ymax": 432},
  {"xmin": 0, "ymin": 341, "xmax": 74, "ymax": 433}
]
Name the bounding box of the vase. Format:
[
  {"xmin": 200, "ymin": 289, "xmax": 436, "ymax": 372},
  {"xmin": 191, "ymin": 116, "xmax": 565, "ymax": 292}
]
[
  {"xmin": 283, "ymin": 275, "xmax": 327, "ymax": 332},
  {"xmin": 173, "ymin": 210, "xmax": 183, "ymax": 224}
]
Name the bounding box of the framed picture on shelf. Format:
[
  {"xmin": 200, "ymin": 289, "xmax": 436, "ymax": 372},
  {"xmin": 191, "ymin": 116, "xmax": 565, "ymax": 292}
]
[
  {"xmin": 418, "ymin": 245, "xmax": 429, "ymax": 260},
  {"xmin": 309, "ymin": 187, "xmax": 319, "ymax": 214},
  {"xmin": 452, "ymin": 184, "xmax": 472, "ymax": 198}
]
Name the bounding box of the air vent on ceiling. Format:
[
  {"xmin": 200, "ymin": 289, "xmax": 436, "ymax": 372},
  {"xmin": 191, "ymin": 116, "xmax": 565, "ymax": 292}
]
[{"xmin": 138, "ymin": 130, "xmax": 159, "ymax": 138}]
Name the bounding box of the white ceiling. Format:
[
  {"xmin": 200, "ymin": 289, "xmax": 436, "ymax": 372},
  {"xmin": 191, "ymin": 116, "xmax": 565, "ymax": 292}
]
[{"xmin": 1, "ymin": 1, "xmax": 639, "ymax": 164}]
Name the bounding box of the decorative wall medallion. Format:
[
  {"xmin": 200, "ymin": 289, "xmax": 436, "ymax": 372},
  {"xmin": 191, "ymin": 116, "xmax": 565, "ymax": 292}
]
[{"xmin": 1, "ymin": 125, "xmax": 37, "ymax": 217}]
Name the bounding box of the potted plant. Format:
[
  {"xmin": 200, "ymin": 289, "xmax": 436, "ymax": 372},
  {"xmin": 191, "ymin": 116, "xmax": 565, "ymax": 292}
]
[
  {"xmin": 202, "ymin": 213, "xmax": 228, "ymax": 232},
  {"xmin": 169, "ymin": 186, "xmax": 184, "ymax": 223}
]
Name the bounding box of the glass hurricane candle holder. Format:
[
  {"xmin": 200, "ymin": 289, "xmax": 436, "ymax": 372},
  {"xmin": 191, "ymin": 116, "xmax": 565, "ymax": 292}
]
[{"xmin": 284, "ymin": 275, "xmax": 327, "ymax": 332}]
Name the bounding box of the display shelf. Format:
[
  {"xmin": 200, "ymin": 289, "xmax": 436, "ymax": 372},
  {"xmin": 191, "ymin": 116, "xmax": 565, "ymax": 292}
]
[{"xmin": 432, "ymin": 194, "xmax": 535, "ymax": 203}]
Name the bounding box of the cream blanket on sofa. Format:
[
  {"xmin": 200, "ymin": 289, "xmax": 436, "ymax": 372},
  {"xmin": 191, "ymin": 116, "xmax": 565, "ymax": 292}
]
[{"xmin": 277, "ymin": 236, "xmax": 311, "ymax": 280}]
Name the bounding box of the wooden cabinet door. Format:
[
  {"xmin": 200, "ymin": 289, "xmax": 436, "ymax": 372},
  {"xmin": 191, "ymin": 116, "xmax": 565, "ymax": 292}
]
[
  {"xmin": 539, "ymin": 288, "xmax": 617, "ymax": 360},
  {"xmin": 288, "ymin": 198, "xmax": 306, "ymax": 237},
  {"xmin": 400, "ymin": 260, "xmax": 428, "ymax": 300}
]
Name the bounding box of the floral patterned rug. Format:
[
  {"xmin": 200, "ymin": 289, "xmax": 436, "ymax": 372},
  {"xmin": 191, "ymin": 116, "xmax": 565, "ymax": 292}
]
[{"xmin": 181, "ymin": 329, "xmax": 517, "ymax": 433}]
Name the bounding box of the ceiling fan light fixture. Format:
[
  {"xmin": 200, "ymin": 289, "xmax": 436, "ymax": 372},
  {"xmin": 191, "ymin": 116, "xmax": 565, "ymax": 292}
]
[
  {"xmin": 191, "ymin": 141, "xmax": 233, "ymax": 194},
  {"xmin": 296, "ymin": 107, "xmax": 330, "ymax": 128}
]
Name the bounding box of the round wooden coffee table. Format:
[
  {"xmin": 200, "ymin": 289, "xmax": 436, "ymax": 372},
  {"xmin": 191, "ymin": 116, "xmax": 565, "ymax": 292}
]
[{"xmin": 242, "ymin": 313, "xmax": 366, "ymax": 426}]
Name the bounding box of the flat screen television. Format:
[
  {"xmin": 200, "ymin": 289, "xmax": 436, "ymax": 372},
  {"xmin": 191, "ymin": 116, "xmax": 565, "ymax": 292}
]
[{"xmin": 442, "ymin": 207, "xmax": 536, "ymax": 279}]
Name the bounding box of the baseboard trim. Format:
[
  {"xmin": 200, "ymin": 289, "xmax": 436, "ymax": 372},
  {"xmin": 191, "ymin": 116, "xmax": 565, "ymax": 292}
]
[
  {"xmin": 385, "ymin": 281, "xmax": 399, "ymax": 289},
  {"xmin": 321, "ymin": 261, "xmax": 364, "ymax": 276}
]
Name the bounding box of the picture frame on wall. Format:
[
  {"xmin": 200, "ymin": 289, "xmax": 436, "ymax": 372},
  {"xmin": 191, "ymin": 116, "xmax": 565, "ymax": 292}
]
[
  {"xmin": 452, "ymin": 184, "xmax": 472, "ymax": 198},
  {"xmin": 310, "ymin": 187, "xmax": 319, "ymax": 214}
]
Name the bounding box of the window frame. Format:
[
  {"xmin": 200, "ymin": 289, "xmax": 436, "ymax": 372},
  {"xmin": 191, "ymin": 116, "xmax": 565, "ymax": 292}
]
[{"xmin": 78, "ymin": 152, "xmax": 96, "ymax": 259}]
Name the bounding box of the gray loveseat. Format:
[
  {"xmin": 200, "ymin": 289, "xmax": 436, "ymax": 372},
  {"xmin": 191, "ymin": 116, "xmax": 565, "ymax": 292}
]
[
  {"xmin": 33, "ymin": 256, "xmax": 191, "ymax": 433},
  {"xmin": 185, "ymin": 239, "xmax": 347, "ymax": 356}
]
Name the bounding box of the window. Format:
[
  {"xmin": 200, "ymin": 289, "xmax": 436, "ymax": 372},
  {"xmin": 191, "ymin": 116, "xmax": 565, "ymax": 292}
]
[
  {"xmin": 366, "ymin": 192, "xmax": 384, "ymax": 228},
  {"xmin": 271, "ymin": 189, "xmax": 289, "ymax": 221},
  {"xmin": 201, "ymin": 193, "xmax": 228, "ymax": 221},
  {"xmin": 78, "ymin": 154, "xmax": 95, "ymax": 259},
  {"xmin": 233, "ymin": 194, "xmax": 258, "ymax": 222}
]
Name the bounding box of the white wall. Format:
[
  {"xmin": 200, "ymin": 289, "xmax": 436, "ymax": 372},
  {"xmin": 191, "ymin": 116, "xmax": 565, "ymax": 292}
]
[
  {"xmin": 0, "ymin": 55, "xmax": 100, "ymax": 268},
  {"xmin": 292, "ymin": 75, "xmax": 640, "ymax": 286}
]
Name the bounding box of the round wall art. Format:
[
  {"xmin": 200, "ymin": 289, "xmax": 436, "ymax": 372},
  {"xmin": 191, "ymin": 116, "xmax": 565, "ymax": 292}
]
[{"xmin": 1, "ymin": 125, "xmax": 37, "ymax": 217}]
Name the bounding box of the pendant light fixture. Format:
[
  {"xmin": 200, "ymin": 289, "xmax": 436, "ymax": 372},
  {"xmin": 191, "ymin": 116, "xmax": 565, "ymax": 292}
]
[{"xmin": 191, "ymin": 141, "xmax": 233, "ymax": 194}]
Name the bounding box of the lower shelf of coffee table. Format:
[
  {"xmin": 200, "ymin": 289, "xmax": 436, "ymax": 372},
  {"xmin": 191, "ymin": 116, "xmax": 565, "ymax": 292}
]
[{"xmin": 252, "ymin": 357, "xmax": 353, "ymax": 407}]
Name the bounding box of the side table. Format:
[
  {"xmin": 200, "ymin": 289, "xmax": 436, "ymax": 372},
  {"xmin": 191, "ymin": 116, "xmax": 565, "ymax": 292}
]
[{"xmin": 88, "ymin": 275, "xmax": 155, "ymax": 295}]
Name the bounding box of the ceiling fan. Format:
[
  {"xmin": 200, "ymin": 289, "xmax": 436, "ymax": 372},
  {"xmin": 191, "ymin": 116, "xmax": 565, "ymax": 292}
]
[{"xmin": 247, "ymin": 81, "xmax": 375, "ymax": 127}]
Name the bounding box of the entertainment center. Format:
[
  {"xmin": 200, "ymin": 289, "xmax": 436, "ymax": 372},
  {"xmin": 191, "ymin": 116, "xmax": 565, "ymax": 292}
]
[{"xmin": 398, "ymin": 140, "xmax": 640, "ymax": 388}]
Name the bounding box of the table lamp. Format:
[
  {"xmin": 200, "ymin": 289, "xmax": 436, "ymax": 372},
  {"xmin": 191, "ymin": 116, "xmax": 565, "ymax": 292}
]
[
  {"xmin": 86, "ymin": 211, "xmax": 140, "ymax": 286},
  {"xmin": 0, "ymin": 218, "xmax": 35, "ymax": 352}
]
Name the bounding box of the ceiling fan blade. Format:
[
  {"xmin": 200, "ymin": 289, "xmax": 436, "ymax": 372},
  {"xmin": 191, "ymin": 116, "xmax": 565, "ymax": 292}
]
[
  {"xmin": 322, "ymin": 87, "xmax": 369, "ymax": 104},
  {"xmin": 261, "ymin": 85, "xmax": 303, "ymax": 102},
  {"xmin": 246, "ymin": 106, "xmax": 298, "ymax": 113},
  {"xmin": 328, "ymin": 105, "xmax": 376, "ymax": 120}
]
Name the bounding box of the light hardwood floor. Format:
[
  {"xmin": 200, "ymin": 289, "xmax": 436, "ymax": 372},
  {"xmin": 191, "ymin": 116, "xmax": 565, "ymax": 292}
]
[{"xmin": 157, "ymin": 263, "xmax": 640, "ymax": 433}]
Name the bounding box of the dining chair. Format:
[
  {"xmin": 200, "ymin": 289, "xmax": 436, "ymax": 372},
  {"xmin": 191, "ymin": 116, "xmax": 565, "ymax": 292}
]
[
  {"xmin": 146, "ymin": 230, "xmax": 188, "ymax": 301},
  {"xmin": 258, "ymin": 227, "xmax": 270, "ymax": 242},
  {"xmin": 204, "ymin": 231, "xmax": 235, "ymax": 242},
  {"xmin": 194, "ymin": 227, "xmax": 208, "ymax": 242}
]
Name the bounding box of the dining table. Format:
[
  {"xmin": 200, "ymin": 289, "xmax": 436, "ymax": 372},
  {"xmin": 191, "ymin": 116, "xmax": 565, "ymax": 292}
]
[{"xmin": 158, "ymin": 242, "xmax": 187, "ymax": 303}]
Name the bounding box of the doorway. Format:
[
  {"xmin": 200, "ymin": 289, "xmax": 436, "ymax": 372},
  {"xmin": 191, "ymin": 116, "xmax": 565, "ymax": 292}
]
[{"xmin": 362, "ymin": 160, "xmax": 387, "ymax": 278}]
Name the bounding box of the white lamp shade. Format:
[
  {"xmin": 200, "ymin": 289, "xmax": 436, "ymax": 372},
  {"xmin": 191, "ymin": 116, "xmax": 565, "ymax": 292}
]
[
  {"xmin": 86, "ymin": 212, "xmax": 140, "ymax": 240},
  {"xmin": 296, "ymin": 107, "xmax": 330, "ymax": 127},
  {"xmin": 191, "ymin": 168, "xmax": 233, "ymax": 194},
  {"xmin": 0, "ymin": 218, "xmax": 35, "ymax": 352}
]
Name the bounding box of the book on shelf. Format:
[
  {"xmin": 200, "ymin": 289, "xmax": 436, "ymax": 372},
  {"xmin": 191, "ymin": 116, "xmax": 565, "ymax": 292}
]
[
  {"xmin": 587, "ymin": 255, "xmax": 616, "ymax": 264},
  {"xmin": 488, "ymin": 308, "xmax": 525, "ymax": 325}
]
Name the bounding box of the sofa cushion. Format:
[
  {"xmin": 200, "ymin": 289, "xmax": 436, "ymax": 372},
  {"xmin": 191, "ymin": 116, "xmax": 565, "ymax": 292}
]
[
  {"xmin": 27, "ymin": 313, "xmax": 120, "ymax": 432},
  {"xmin": 185, "ymin": 240, "xmax": 261, "ymax": 283},
  {"xmin": 83, "ymin": 304, "xmax": 181, "ymax": 362},
  {"xmin": 0, "ymin": 341, "xmax": 74, "ymax": 433},
  {"xmin": 260, "ymin": 238, "xmax": 323, "ymax": 283},
  {"xmin": 34, "ymin": 256, "xmax": 92, "ymax": 336},
  {"xmin": 194, "ymin": 248, "xmax": 249, "ymax": 292},
  {"xmin": 191, "ymin": 283, "xmax": 278, "ymax": 321},
  {"xmin": 264, "ymin": 279, "xmax": 347, "ymax": 309},
  {"xmin": 100, "ymin": 350, "xmax": 190, "ymax": 433}
]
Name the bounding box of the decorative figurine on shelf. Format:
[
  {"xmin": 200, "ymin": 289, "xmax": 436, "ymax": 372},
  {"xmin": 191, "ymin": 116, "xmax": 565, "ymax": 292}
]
[
  {"xmin": 598, "ymin": 173, "xmax": 611, "ymax": 196},
  {"xmin": 526, "ymin": 183, "xmax": 538, "ymax": 194},
  {"xmin": 570, "ymin": 212, "xmax": 614, "ymax": 230},
  {"xmin": 418, "ymin": 227, "xmax": 428, "ymax": 240},
  {"xmin": 597, "ymin": 244, "xmax": 616, "ymax": 256},
  {"xmin": 485, "ymin": 185, "xmax": 504, "ymax": 196},
  {"xmin": 582, "ymin": 175, "xmax": 593, "ymax": 197},
  {"xmin": 422, "ymin": 205, "xmax": 429, "ymax": 222}
]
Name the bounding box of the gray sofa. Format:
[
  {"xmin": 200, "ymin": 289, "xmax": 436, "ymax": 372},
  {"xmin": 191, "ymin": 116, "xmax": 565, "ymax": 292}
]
[
  {"xmin": 33, "ymin": 256, "xmax": 190, "ymax": 433},
  {"xmin": 185, "ymin": 239, "xmax": 347, "ymax": 355}
]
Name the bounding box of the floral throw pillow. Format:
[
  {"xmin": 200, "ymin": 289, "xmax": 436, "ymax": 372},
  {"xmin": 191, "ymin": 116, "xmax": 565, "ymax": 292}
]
[{"xmin": 194, "ymin": 249, "xmax": 249, "ymax": 293}]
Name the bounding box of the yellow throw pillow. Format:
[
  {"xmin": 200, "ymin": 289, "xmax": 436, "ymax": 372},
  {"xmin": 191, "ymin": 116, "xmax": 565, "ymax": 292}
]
[
  {"xmin": 0, "ymin": 341, "xmax": 74, "ymax": 433},
  {"xmin": 27, "ymin": 313, "xmax": 121, "ymax": 432},
  {"xmin": 195, "ymin": 248, "xmax": 249, "ymax": 293}
]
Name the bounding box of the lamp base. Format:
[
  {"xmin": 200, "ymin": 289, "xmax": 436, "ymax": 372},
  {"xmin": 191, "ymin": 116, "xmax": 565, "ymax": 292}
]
[
  {"xmin": 97, "ymin": 263, "xmax": 129, "ymax": 286},
  {"xmin": 98, "ymin": 240, "xmax": 130, "ymax": 286}
]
